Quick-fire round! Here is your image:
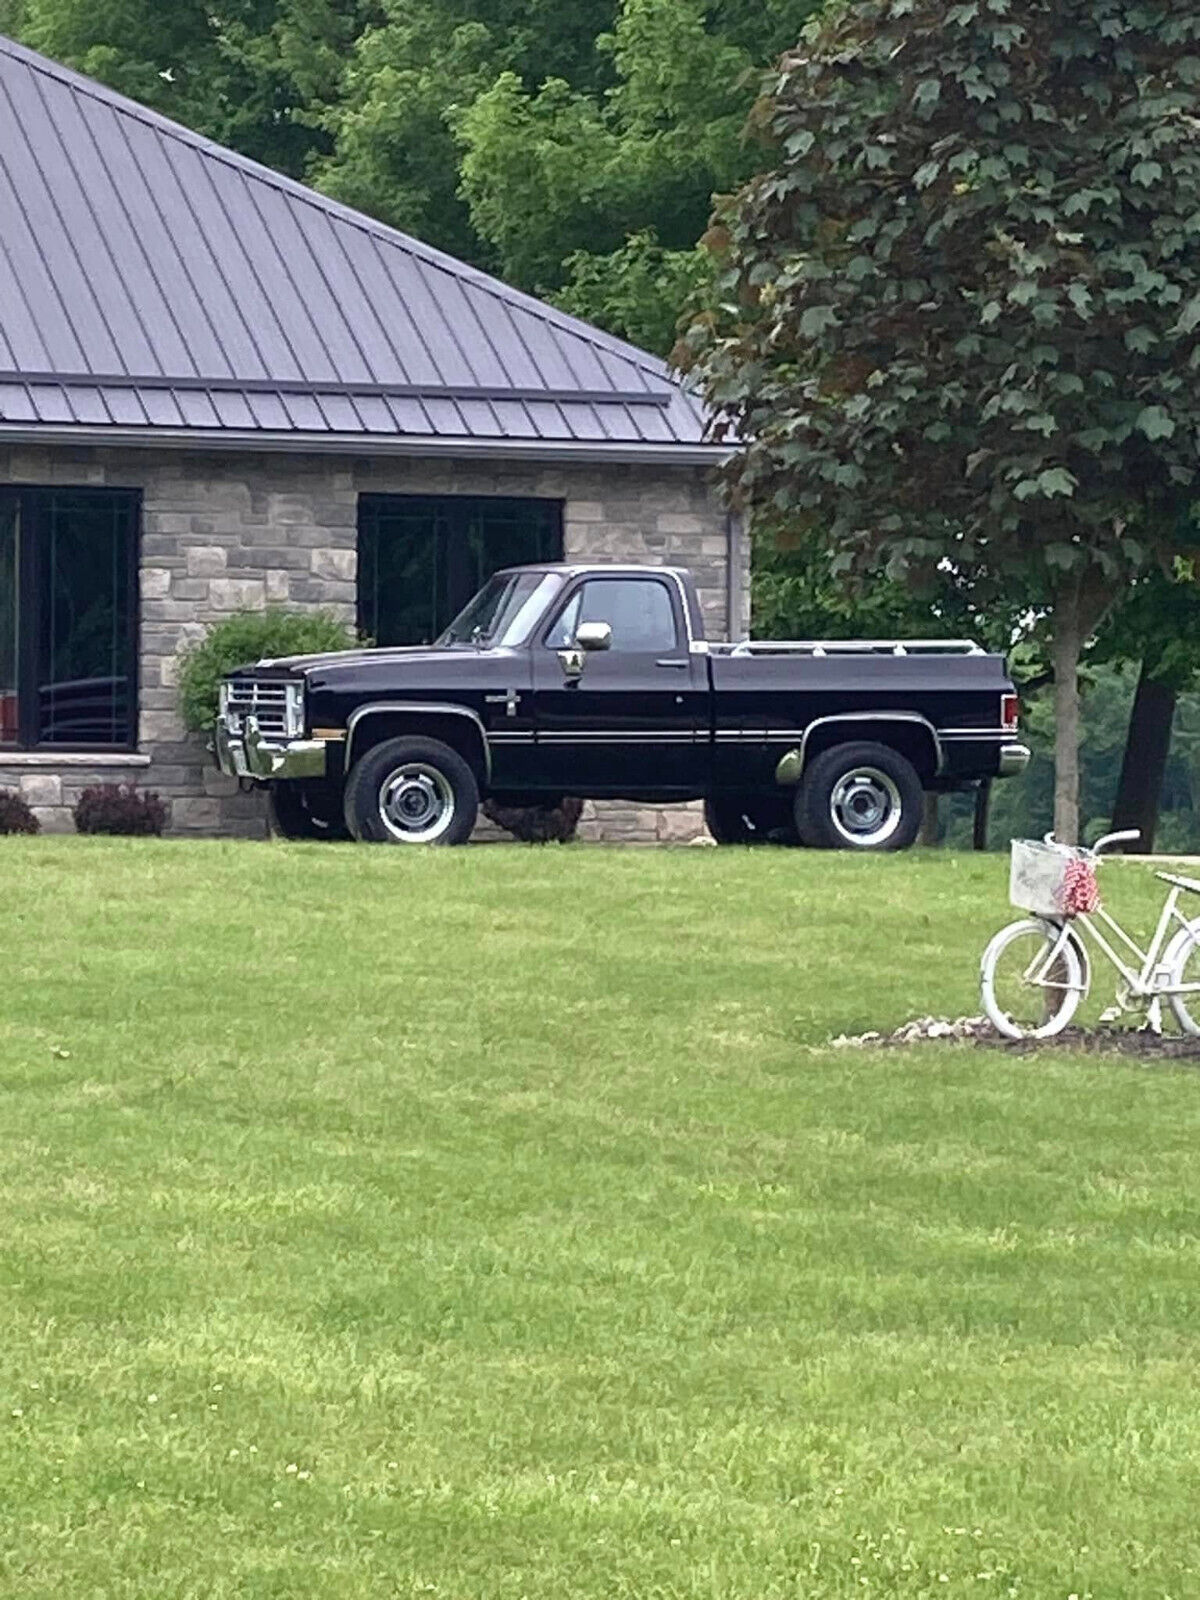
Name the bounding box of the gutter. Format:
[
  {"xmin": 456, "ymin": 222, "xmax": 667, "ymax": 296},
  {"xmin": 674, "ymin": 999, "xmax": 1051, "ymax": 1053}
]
[{"xmin": 0, "ymin": 423, "xmax": 733, "ymax": 469}]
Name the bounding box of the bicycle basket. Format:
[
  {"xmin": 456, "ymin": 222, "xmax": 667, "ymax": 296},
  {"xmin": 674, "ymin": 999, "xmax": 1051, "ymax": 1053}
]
[{"xmin": 1009, "ymin": 839, "xmax": 1100, "ymax": 919}]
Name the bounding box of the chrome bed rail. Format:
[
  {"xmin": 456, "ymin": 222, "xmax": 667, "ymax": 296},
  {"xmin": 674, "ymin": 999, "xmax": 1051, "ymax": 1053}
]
[{"xmin": 720, "ymin": 639, "xmax": 985, "ymax": 658}]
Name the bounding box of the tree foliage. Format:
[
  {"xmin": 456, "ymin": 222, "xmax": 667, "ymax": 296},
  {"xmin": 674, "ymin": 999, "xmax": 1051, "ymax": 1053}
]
[
  {"xmin": 682, "ymin": 0, "xmax": 1200, "ymax": 837},
  {"xmin": 453, "ymin": 0, "xmax": 821, "ymax": 348}
]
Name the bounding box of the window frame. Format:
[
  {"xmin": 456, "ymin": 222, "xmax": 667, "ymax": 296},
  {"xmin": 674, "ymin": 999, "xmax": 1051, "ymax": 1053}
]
[
  {"xmin": 540, "ymin": 574, "xmax": 685, "ymax": 655},
  {"xmin": 0, "ymin": 485, "xmax": 142, "ymax": 753}
]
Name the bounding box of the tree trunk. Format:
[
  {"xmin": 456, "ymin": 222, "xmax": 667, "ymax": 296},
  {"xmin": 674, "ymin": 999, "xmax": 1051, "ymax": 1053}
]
[
  {"xmin": 1111, "ymin": 662, "xmax": 1177, "ymax": 854},
  {"xmin": 1053, "ymin": 578, "xmax": 1083, "ymax": 844}
]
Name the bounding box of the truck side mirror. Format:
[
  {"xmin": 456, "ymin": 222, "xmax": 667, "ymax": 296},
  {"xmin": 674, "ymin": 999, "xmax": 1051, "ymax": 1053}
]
[
  {"xmin": 558, "ymin": 620, "xmax": 612, "ymax": 681},
  {"xmin": 575, "ymin": 621, "xmax": 612, "ymax": 652}
]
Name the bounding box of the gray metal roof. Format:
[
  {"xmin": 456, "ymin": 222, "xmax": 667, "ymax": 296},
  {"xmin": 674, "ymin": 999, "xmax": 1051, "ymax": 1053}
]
[{"xmin": 0, "ymin": 34, "xmax": 722, "ymax": 462}]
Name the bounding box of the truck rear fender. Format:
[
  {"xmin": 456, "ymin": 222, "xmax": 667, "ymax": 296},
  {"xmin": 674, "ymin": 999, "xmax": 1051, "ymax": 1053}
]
[
  {"xmin": 344, "ymin": 702, "xmax": 491, "ymax": 784},
  {"xmin": 780, "ymin": 713, "xmax": 943, "ymax": 784}
]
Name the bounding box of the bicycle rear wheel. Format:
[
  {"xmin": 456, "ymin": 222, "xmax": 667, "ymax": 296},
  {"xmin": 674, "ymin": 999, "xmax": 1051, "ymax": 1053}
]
[
  {"xmin": 1166, "ymin": 922, "xmax": 1200, "ymax": 1036},
  {"xmin": 980, "ymin": 918, "xmax": 1085, "ymax": 1041}
]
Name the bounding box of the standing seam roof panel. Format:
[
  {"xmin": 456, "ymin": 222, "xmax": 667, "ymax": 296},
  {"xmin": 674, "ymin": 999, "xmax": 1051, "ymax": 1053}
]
[
  {"xmin": 0, "ymin": 382, "xmax": 36, "ymax": 421},
  {"xmin": 0, "ymin": 245, "xmax": 41, "ymax": 369},
  {"xmin": 99, "ymin": 385, "xmax": 149, "ymax": 426},
  {"xmin": 219, "ymin": 166, "xmax": 347, "ymax": 385},
  {"xmin": 0, "ymin": 103, "xmax": 93, "ymax": 371},
  {"xmin": 413, "ymin": 261, "xmax": 528, "ymax": 392},
  {"xmin": 160, "ymin": 138, "xmax": 309, "ymax": 383},
  {"xmin": 373, "ymin": 249, "xmax": 483, "ymax": 389},
  {"xmin": 23, "ymin": 68, "xmax": 163, "ymax": 376},
  {"xmin": 0, "ymin": 71, "xmax": 128, "ymax": 375},
  {"xmin": 63, "ymin": 90, "xmax": 201, "ymax": 378},
  {"xmin": 246, "ymin": 183, "xmax": 380, "ymax": 385},
  {"xmin": 125, "ymin": 127, "xmax": 269, "ymax": 379},
  {"xmin": 151, "ymin": 132, "xmax": 287, "ymax": 380},
  {"xmin": 85, "ymin": 97, "xmax": 227, "ymax": 378},
  {"xmin": 326, "ymin": 224, "xmax": 432, "ymax": 388},
  {"xmin": 0, "ymin": 33, "xmax": 719, "ymax": 452}
]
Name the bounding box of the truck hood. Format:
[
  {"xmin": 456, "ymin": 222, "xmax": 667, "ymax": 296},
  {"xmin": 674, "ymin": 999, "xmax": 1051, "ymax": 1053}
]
[{"xmin": 233, "ymin": 644, "xmax": 488, "ymax": 677}]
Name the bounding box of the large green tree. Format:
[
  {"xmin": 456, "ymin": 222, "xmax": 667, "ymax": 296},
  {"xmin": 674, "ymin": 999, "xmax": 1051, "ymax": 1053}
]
[
  {"xmin": 682, "ymin": 0, "xmax": 1200, "ymax": 842},
  {"xmin": 454, "ymin": 0, "xmax": 822, "ymax": 350}
]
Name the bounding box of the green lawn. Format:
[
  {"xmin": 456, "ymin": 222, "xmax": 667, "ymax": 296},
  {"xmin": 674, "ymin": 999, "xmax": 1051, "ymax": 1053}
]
[{"xmin": 1, "ymin": 839, "xmax": 1198, "ymax": 1599}]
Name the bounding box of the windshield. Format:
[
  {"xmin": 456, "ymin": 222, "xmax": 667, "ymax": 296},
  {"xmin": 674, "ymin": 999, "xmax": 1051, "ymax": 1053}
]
[{"xmin": 437, "ymin": 571, "xmax": 563, "ymax": 648}]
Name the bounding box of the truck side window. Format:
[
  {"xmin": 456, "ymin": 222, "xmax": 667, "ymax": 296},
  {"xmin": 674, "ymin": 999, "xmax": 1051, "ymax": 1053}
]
[{"xmin": 545, "ymin": 578, "xmax": 680, "ymax": 653}]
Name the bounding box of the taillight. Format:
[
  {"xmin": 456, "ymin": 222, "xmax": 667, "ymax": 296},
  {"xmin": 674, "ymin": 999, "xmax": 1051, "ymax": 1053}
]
[{"xmin": 1002, "ymin": 692, "xmax": 1019, "ymax": 731}]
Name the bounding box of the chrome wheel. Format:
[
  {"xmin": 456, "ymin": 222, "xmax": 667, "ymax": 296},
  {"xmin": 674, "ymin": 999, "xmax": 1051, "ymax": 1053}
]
[
  {"xmin": 378, "ymin": 763, "xmax": 455, "ymax": 843},
  {"xmin": 829, "ymin": 767, "xmax": 903, "ymax": 847}
]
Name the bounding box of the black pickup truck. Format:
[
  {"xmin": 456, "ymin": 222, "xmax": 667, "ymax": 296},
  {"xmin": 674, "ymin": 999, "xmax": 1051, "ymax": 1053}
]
[{"xmin": 215, "ymin": 563, "xmax": 1028, "ymax": 850}]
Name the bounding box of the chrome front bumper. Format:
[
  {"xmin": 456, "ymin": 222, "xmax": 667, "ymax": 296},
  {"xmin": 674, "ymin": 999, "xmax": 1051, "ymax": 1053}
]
[
  {"xmin": 215, "ymin": 715, "xmax": 328, "ymax": 782},
  {"xmin": 998, "ymin": 742, "xmax": 1031, "ymax": 777}
]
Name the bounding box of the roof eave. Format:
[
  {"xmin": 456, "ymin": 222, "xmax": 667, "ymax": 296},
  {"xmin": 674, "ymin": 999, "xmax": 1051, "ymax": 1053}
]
[{"xmin": 0, "ymin": 424, "xmax": 735, "ymax": 468}]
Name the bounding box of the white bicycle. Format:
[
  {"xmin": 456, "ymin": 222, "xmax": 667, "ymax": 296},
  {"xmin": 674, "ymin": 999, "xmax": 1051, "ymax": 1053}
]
[{"xmin": 980, "ymin": 830, "xmax": 1200, "ymax": 1040}]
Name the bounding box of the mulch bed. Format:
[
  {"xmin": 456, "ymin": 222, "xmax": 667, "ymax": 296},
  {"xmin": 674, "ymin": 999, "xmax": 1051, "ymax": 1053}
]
[
  {"xmin": 989, "ymin": 1027, "xmax": 1200, "ymax": 1059},
  {"xmin": 833, "ymin": 1017, "xmax": 1200, "ymax": 1059}
]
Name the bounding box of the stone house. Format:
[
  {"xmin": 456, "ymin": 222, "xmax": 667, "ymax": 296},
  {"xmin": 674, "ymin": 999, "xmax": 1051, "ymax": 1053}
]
[{"xmin": 0, "ymin": 34, "xmax": 742, "ymax": 839}]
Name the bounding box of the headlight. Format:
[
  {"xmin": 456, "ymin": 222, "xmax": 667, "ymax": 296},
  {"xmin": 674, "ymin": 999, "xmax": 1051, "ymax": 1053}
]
[{"xmin": 284, "ymin": 681, "xmax": 305, "ymax": 739}]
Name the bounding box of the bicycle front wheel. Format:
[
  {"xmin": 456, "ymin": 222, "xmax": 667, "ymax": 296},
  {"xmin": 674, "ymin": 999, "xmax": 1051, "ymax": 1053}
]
[{"xmin": 981, "ymin": 918, "xmax": 1085, "ymax": 1041}]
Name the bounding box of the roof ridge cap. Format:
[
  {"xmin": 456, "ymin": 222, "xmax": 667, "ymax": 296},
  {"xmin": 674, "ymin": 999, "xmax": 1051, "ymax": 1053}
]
[{"xmin": 0, "ymin": 31, "xmax": 683, "ymax": 395}]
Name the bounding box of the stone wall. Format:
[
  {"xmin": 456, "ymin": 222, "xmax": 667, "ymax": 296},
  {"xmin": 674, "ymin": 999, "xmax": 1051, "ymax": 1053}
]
[{"xmin": 0, "ymin": 443, "xmax": 744, "ymax": 840}]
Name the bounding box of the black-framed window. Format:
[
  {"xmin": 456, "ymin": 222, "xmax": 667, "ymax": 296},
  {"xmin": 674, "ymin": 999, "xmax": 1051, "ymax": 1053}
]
[
  {"xmin": 0, "ymin": 487, "xmax": 140, "ymax": 750},
  {"xmin": 544, "ymin": 577, "xmax": 681, "ymax": 653},
  {"xmin": 358, "ymin": 494, "xmax": 564, "ymax": 646}
]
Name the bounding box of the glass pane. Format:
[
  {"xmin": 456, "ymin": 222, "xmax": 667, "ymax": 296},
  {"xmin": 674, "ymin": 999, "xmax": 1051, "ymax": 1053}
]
[
  {"xmin": 0, "ymin": 498, "xmax": 17, "ymax": 745},
  {"xmin": 38, "ymin": 492, "xmax": 135, "ymax": 746},
  {"xmin": 358, "ymin": 497, "xmax": 444, "ymax": 645},
  {"xmin": 359, "ymin": 495, "xmax": 563, "ymax": 647},
  {"xmin": 547, "ymin": 579, "xmax": 679, "ymax": 653}
]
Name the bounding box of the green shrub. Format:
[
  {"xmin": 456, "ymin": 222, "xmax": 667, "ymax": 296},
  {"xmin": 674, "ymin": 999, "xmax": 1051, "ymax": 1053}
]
[
  {"xmin": 74, "ymin": 784, "xmax": 168, "ymax": 837},
  {"xmin": 0, "ymin": 790, "xmax": 39, "ymax": 835},
  {"xmin": 178, "ymin": 609, "xmax": 360, "ymax": 733}
]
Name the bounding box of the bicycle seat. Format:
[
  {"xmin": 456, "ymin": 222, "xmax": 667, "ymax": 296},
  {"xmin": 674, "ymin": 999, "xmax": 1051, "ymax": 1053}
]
[{"xmin": 1155, "ymin": 870, "xmax": 1200, "ymax": 896}]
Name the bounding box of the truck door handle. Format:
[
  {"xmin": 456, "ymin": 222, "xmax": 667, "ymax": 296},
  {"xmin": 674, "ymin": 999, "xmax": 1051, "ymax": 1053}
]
[{"xmin": 656, "ymin": 658, "xmax": 689, "ymax": 668}]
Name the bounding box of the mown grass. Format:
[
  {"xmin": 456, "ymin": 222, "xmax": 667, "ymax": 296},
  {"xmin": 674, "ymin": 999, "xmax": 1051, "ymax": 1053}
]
[{"xmin": 0, "ymin": 839, "xmax": 1198, "ymax": 1599}]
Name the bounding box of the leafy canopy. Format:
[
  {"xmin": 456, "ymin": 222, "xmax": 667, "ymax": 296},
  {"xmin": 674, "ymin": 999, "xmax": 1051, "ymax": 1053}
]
[{"xmin": 681, "ymin": 0, "xmax": 1200, "ymax": 605}]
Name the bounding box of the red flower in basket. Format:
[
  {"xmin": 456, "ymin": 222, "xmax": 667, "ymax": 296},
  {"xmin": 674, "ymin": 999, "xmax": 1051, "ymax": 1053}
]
[{"xmin": 1059, "ymin": 858, "xmax": 1101, "ymax": 916}]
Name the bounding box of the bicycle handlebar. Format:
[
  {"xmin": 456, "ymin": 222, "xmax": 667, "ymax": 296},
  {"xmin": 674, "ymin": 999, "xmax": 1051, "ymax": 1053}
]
[
  {"xmin": 1042, "ymin": 828, "xmax": 1141, "ymax": 858},
  {"xmin": 1092, "ymin": 829, "xmax": 1141, "ymax": 855}
]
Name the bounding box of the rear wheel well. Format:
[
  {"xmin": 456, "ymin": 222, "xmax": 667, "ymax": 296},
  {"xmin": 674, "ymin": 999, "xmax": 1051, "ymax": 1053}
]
[
  {"xmin": 802, "ymin": 720, "xmax": 938, "ymax": 782},
  {"xmin": 347, "ymin": 713, "xmax": 488, "ymax": 784}
]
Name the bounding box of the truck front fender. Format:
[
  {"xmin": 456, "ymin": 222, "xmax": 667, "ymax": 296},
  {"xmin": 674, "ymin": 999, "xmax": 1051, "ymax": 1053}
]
[{"xmin": 344, "ymin": 702, "xmax": 492, "ymax": 783}]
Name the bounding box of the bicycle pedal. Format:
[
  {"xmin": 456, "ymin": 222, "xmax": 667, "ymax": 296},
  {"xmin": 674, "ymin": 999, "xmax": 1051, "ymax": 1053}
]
[{"xmin": 1098, "ymin": 1005, "xmax": 1122, "ymax": 1024}]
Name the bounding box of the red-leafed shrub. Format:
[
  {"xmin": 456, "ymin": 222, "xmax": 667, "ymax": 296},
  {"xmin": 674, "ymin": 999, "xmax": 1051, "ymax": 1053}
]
[
  {"xmin": 74, "ymin": 784, "xmax": 168, "ymax": 837},
  {"xmin": 0, "ymin": 790, "xmax": 40, "ymax": 835}
]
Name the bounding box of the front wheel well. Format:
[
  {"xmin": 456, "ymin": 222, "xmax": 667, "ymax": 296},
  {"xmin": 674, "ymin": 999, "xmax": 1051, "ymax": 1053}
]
[
  {"xmin": 346, "ymin": 712, "xmax": 488, "ymax": 784},
  {"xmin": 801, "ymin": 720, "xmax": 938, "ymax": 782}
]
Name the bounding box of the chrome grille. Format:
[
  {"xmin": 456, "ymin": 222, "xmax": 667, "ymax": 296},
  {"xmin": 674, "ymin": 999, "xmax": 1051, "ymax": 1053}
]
[{"xmin": 223, "ymin": 680, "xmax": 296, "ymax": 741}]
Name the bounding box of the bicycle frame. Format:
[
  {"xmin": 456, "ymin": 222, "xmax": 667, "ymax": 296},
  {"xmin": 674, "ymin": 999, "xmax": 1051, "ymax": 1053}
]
[{"xmin": 1033, "ymin": 884, "xmax": 1200, "ymax": 1000}]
